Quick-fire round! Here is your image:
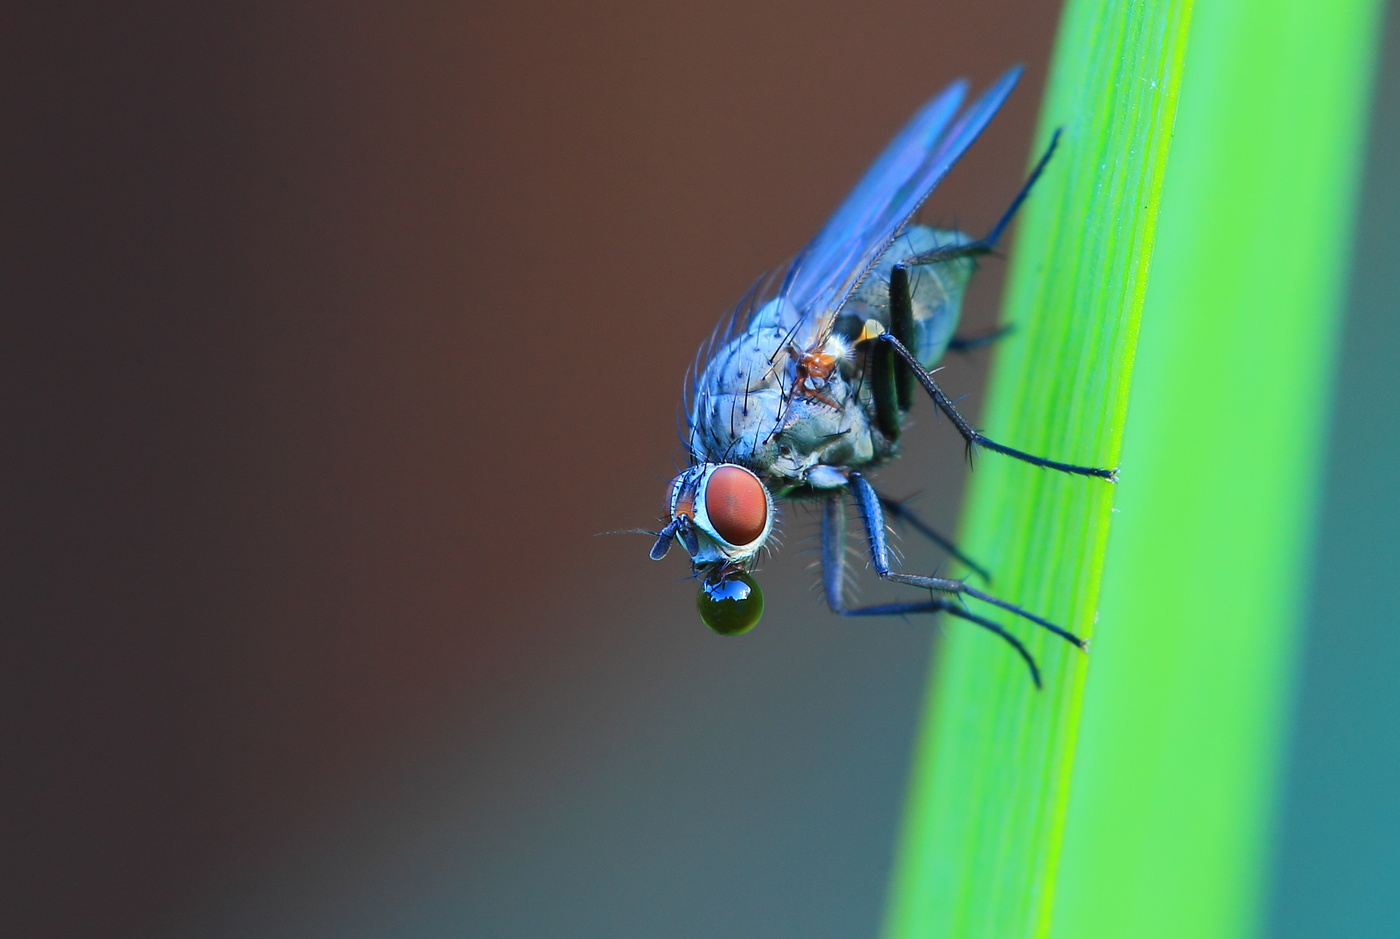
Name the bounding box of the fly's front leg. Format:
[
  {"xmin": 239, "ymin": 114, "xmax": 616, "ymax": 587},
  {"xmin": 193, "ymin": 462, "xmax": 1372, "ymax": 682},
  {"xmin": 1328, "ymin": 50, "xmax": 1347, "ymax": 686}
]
[
  {"xmin": 848, "ymin": 473, "xmax": 1086, "ymax": 651},
  {"xmin": 820, "ymin": 485, "xmax": 1044, "ymax": 687},
  {"xmin": 849, "ymin": 472, "xmax": 1089, "ymax": 686},
  {"xmin": 877, "ymin": 493, "xmax": 992, "ymax": 582}
]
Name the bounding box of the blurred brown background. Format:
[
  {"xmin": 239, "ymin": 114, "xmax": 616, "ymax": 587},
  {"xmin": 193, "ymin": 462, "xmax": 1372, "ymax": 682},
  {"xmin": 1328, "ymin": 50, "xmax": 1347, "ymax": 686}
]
[
  {"xmin": 7, "ymin": 2, "xmax": 1083, "ymax": 935},
  {"xmin": 13, "ymin": 1, "xmax": 1400, "ymax": 936}
]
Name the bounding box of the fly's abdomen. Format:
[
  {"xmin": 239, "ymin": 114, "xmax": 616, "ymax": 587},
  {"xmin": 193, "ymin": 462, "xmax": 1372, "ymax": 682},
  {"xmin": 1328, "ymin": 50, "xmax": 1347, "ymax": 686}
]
[{"xmin": 838, "ymin": 225, "xmax": 976, "ymax": 370}]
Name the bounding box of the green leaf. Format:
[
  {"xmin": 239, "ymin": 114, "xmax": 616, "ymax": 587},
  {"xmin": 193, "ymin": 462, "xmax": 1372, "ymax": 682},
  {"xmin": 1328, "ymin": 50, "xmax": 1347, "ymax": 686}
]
[{"xmin": 882, "ymin": 0, "xmax": 1382, "ymax": 936}]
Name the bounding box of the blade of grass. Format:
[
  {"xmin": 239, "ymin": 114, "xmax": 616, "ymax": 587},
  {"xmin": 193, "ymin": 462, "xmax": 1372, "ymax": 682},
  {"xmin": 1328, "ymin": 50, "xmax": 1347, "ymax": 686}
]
[
  {"xmin": 881, "ymin": 3, "xmax": 1194, "ymax": 935},
  {"xmin": 1050, "ymin": 1, "xmax": 1383, "ymax": 937},
  {"xmin": 883, "ymin": 0, "xmax": 1383, "ymax": 935}
]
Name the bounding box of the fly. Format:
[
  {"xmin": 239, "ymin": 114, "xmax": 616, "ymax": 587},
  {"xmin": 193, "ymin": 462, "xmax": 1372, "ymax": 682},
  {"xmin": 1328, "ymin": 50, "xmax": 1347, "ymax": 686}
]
[{"xmin": 644, "ymin": 67, "xmax": 1115, "ymax": 687}]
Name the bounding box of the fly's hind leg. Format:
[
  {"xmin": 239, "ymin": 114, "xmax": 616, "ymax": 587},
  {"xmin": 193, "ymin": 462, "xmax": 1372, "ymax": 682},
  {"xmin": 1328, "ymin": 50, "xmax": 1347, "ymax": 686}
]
[
  {"xmin": 870, "ymin": 122, "xmax": 1029, "ymax": 446},
  {"xmin": 947, "ymin": 324, "xmax": 1013, "ymax": 354},
  {"xmin": 883, "ymin": 129, "xmax": 1116, "ymax": 481},
  {"xmin": 890, "ymin": 131, "xmax": 1055, "ymax": 366},
  {"xmin": 901, "ymin": 127, "xmax": 1063, "ymax": 272}
]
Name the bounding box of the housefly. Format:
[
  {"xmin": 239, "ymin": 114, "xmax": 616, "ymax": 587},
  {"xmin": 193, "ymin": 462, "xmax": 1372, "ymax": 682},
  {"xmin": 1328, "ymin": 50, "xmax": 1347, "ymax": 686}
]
[{"xmin": 645, "ymin": 67, "xmax": 1114, "ymax": 686}]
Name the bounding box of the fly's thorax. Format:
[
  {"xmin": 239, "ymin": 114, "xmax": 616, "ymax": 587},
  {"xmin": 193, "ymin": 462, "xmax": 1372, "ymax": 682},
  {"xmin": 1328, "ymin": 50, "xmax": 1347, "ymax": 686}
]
[
  {"xmin": 693, "ymin": 303, "xmax": 797, "ymax": 399},
  {"xmin": 687, "ymin": 310, "xmax": 792, "ymax": 470},
  {"xmin": 688, "ymin": 381, "xmax": 783, "ymax": 471},
  {"xmin": 837, "ymin": 224, "xmax": 977, "ymax": 369},
  {"xmin": 662, "ymin": 463, "xmax": 774, "ymax": 568},
  {"xmin": 771, "ymin": 338, "xmax": 881, "ymax": 474},
  {"xmin": 691, "ymin": 326, "xmax": 884, "ymax": 483}
]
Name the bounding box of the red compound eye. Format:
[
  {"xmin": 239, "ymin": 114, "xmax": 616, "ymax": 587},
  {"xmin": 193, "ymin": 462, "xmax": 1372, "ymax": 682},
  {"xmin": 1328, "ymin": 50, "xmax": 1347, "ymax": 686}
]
[{"xmin": 704, "ymin": 465, "xmax": 768, "ymax": 546}]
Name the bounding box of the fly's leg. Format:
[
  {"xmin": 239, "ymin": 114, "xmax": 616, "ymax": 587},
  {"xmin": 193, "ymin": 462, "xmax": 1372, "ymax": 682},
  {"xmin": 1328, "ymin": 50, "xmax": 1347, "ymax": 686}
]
[
  {"xmin": 901, "ymin": 127, "xmax": 1063, "ymax": 272},
  {"xmin": 880, "ymin": 131, "xmax": 1114, "ymax": 480},
  {"xmin": 946, "ymin": 324, "xmax": 1013, "ymax": 354},
  {"xmin": 821, "ymin": 482, "xmax": 1058, "ymax": 688},
  {"xmin": 877, "ymin": 493, "xmax": 992, "ymax": 582},
  {"xmin": 878, "ymin": 329, "xmax": 1117, "ymax": 479},
  {"xmin": 849, "ymin": 473, "xmax": 1086, "ymax": 652},
  {"xmin": 829, "ymin": 472, "xmax": 1091, "ymax": 687},
  {"xmin": 867, "ymin": 258, "xmax": 917, "ymax": 443},
  {"xmin": 870, "ymin": 130, "xmax": 1055, "ymax": 445}
]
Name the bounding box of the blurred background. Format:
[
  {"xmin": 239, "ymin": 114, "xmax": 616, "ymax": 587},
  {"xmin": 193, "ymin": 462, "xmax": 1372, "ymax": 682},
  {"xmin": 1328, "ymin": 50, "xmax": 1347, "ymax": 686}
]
[{"xmin": 5, "ymin": 2, "xmax": 1395, "ymax": 937}]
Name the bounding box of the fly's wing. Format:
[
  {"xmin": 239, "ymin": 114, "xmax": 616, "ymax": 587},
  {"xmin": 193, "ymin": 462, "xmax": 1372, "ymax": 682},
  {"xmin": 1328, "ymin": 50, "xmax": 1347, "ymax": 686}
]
[
  {"xmin": 682, "ymin": 68, "xmax": 1023, "ymax": 457},
  {"xmin": 781, "ymin": 66, "xmax": 1023, "ymax": 344}
]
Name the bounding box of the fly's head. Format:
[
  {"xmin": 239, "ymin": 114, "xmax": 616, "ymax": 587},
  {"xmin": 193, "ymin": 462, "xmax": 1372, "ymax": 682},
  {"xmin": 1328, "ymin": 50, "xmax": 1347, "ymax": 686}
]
[{"xmin": 650, "ymin": 463, "xmax": 772, "ymax": 635}]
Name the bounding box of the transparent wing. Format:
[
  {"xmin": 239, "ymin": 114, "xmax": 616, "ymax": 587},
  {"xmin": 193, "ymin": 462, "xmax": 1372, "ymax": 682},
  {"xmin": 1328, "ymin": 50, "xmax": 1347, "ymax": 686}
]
[
  {"xmin": 683, "ymin": 68, "xmax": 1023, "ymax": 455},
  {"xmin": 782, "ymin": 66, "xmax": 1022, "ymax": 340}
]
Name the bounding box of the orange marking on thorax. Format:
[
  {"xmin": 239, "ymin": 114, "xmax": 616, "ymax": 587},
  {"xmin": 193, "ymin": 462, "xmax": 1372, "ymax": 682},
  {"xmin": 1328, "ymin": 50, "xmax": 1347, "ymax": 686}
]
[{"xmin": 794, "ymin": 348, "xmax": 841, "ymax": 408}]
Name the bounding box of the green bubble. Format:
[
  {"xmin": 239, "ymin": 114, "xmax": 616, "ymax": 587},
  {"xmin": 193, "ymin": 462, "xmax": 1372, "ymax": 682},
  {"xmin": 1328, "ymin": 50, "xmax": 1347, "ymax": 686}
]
[{"xmin": 696, "ymin": 570, "xmax": 764, "ymax": 636}]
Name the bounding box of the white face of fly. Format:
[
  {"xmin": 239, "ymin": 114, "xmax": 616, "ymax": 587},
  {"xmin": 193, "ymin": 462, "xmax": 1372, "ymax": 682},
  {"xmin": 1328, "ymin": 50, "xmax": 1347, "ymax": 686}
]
[{"xmin": 648, "ymin": 463, "xmax": 773, "ymax": 572}]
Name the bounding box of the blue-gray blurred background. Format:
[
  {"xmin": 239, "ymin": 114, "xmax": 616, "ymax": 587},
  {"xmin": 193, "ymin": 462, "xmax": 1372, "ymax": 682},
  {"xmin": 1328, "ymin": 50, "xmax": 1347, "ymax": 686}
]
[
  {"xmin": 5, "ymin": 2, "xmax": 1395, "ymax": 936},
  {"xmin": 1267, "ymin": 3, "xmax": 1400, "ymax": 936}
]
